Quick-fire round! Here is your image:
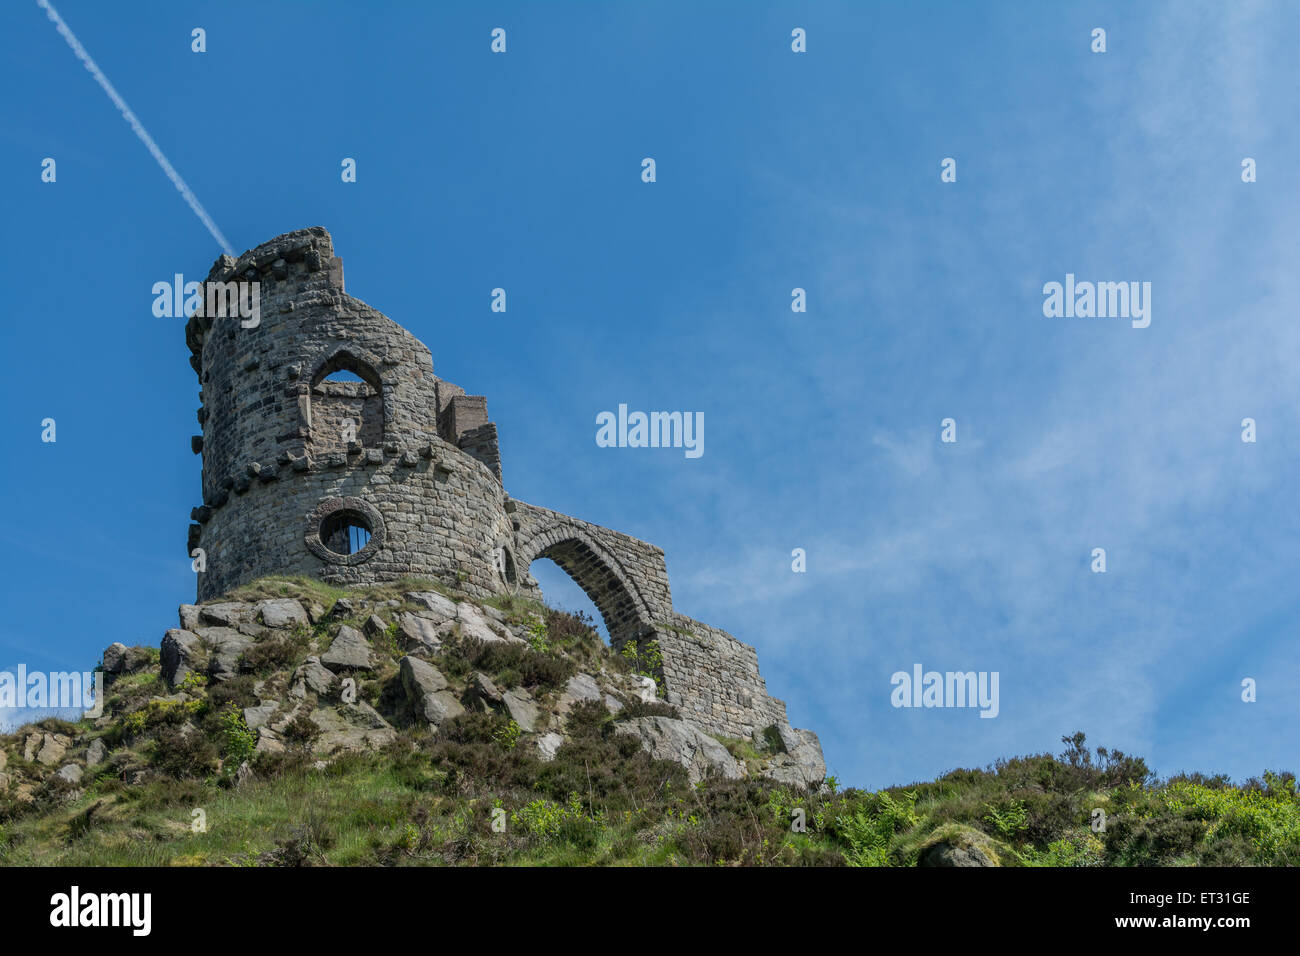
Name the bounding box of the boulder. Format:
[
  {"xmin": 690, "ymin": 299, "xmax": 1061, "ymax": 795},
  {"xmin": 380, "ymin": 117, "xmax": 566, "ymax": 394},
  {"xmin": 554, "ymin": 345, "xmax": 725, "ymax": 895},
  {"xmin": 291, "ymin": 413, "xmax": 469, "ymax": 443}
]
[
  {"xmin": 290, "ymin": 657, "xmax": 338, "ymax": 698},
  {"xmin": 55, "ymin": 763, "xmax": 83, "ymax": 784},
  {"xmin": 536, "ymin": 732, "xmax": 564, "ymax": 762},
  {"xmin": 398, "ymin": 656, "xmax": 462, "ymax": 726},
  {"xmin": 161, "ymin": 629, "xmax": 204, "ymax": 686},
  {"xmin": 243, "ymin": 702, "xmax": 279, "ymax": 730},
  {"xmin": 36, "ymin": 734, "xmax": 71, "ymax": 767},
  {"xmin": 917, "ymin": 826, "xmax": 1003, "ymax": 867},
  {"xmin": 257, "ymin": 598, "xmax": 308, "ymax": 629},
  {"xmin": 613, "ymin": 717, "xmax": 742, "ymax": 785},
  {"xmin": 308, "ymin": 702, "xmax": 396, "ymax": 752},
  {"xmin": 85, "ymin": 738, "xmax": 107, "ymax": 767},
  {"xmin": 469, "ymin": 671, "xmax": 503, "ymax": 706},
  {"xmin": 559, "ymin": 673, "xmax": 602, "ymax": 714},
  {"xmin": 198, "ymin": 602, "xmax": 254, "ymax": 627},
  {"xmin": 404, "ymin": 590, "xmax": 457, "ymax": 623},
  {"xmin": 363, "ymin": 614, "xmax": 388, "ymax": 638},
  {"xmin": 456, "ymin": 603, "xmax": 515, "ymax": 644},
  {"xmin": 102, "ymin": 642, "xmax": 130, "ymax": 674},
  {"xmin": 198, "ymin": 627, "xmax": 254, "ymax": 681},
  {"xmin": 632, "ymin": 676, "xmax": 658, "ymax": 703},
  {"xmin": 398, "ymin": 613, "xmax": 446, "ymax": 654},
  {"xmin": 502, "ymin": 688, "xmax": 540, "ymax": 732},
  {"xmin": 178, "ymin": 604, "xmax": 201, "ymax": 630},
  {"xmin": 321, "ymin": 625, "xmax": 373, "ymax": 671}
]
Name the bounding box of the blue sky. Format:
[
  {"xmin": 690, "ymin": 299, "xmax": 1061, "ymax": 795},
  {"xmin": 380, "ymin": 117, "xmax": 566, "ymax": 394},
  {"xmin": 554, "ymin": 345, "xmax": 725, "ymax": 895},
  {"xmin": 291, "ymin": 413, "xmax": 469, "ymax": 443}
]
[{"xmin": 1, "ymin": 1, "xmax": 1296, "ymax": 789}]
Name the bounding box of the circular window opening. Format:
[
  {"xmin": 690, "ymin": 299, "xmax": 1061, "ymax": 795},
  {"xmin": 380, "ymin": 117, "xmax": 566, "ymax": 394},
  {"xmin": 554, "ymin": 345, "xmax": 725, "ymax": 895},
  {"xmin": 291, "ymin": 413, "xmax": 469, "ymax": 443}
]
[
  {"xmin": 320, "ymin": 509, "xmax": 372, "ymax": 556},
  {"xmin": 305, "ymin": 496, "xmax": 385, "ymax": 566}
]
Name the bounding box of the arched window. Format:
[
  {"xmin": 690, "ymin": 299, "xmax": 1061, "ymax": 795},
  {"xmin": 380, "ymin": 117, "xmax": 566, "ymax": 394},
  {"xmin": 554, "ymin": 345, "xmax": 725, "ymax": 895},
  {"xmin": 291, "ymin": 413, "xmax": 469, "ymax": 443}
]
[{"xmin": 309, "ymin": 352, "xmax": 382, "ymax": 452}]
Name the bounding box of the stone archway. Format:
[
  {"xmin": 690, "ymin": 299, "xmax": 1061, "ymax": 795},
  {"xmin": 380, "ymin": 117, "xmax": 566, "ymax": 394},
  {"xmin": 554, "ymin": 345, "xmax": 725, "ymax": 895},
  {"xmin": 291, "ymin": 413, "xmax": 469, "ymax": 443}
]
[{"xmin": 516, "ymin": 526, "xmax": 655, "ymax": 649}]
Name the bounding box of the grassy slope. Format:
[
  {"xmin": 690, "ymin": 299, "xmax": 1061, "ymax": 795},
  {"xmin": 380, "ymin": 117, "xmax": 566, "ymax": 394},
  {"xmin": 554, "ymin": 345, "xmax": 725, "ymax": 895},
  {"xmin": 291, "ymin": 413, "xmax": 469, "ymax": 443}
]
[{"xmin": 0, "ymin": 580, "xmax": 1297, "ymax": 867}]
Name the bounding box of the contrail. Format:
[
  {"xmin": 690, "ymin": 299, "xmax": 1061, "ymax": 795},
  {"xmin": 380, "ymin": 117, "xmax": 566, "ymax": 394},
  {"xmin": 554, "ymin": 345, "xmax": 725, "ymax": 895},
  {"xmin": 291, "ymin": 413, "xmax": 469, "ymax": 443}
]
[{"xmin": 37, "ymin": 0, "xmax": 234, "ymax": 256}]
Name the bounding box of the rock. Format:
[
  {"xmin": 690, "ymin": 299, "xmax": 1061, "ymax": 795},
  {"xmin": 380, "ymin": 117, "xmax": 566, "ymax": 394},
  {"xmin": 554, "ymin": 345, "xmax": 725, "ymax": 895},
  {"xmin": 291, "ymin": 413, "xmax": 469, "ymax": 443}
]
[
  {"xmin": 257, "ymin": 598, "xmax": 308, "ymax": 628},
  {"xmin": 199, "ymin": 602, "xmax": 253, "ymax": 627},
  {"xmin": 178, "ymin": 604, "xmax": 201, "ymax": 630},
  {"xmin": 255, "ymin": 726, "xmax": 285, "ymax": 754},
  {"xmin": 469, "ymin": 671, "xmax": 503, "ymax": 705},
  {"xmin": 559, "ymin": 673, "xmax": 602, "ymax": 713},
  {"xmin": 85, "ymin": 738, "xmax": 107, "ymax": 767},
  {"xmin": 919, "ymin": 842, "xmax": 996, "ymax": 867},
  {"xmin": 321, "ymin": 625, "xmax": 373, "ymax": 671},
  {"xmin": 55, "ymin": 763, "xmax": 83, "ymax": 784},
  {"xmin": 23, "ymin": 734, "xmax": 40, "ymax": 762},
  {"xmin": 632, "ymin": 676, "xmax": 658, "ymax": 703},
  {"xmin": 308, "ymin": 703, "xmax": 396, "ymax": 752},
  {"xmin": 363, "ymin": 613, "xmax": 388, "ymax": 638},
  {"xmin": 161, "ymin": 629, "xmax": 204, "ymax": 686},
  {"xmin": 243, "ymin": 702, "xmax": 279, "ymax": 730},
  {"xmin": 604, "ymin": 694, "xmax": 624, "ymax": 714},
  {"xmin": 536, "ymin": 732, "xmax": 564, "ymax": 762},
  {"xmin": 328, "ymin": 598, "xmax": 357, "ymax": 619},
  {"xmin": 398, "ymin": 613, "xmax": 446, "ymax": 654},
  {"xmin": 235, "ymin": 761, "xmax": 255, "ymax": 787},
  {"xmin": 456, "ymin": 603, "xmax": 515, "ymax": 644},
  {"xmin": 404, "ymin": 590, "xmax": 457, "ymax": 622},
  {"xmin": 483, "ymin": 605, "xmax": 508, "ymax": 624},
  {"xmin": 306, "ymin": 603, "xmax": 327, "ymax": 625},
  {"xmin": 502, "ymin": 688, "xmax": 540, "ymax": 732},
  {"xmin": 0, "ymin": 772, "xmax": 9, "ymax": 793},
  {"xmin": 399, "ymin": 656, "xmax": 448, "ymax": 696},
  {"xmin": 613, "ymin": 717, "xmax": 742, "ymax": 785},
  {"xmin": 399, "ymin": 657, "xmax": 462, "ymax": 725},
  {"xmin": 0, "ymin": 750, "xmax": 6, "ymax": 771},
  {"xmin": 102, "ymin": 642, "xmax": 130, "ymax": 674},
  {"xmin": 290, "ymin": 657, "xmax": 338, "ymax": 698},
  {"xmin": 198, "ymin": 626, "xmax": 254, "ymax": 681},
  {"xmin": 36, "ymin": 734, "xmax": 71, "ymax": 767}
]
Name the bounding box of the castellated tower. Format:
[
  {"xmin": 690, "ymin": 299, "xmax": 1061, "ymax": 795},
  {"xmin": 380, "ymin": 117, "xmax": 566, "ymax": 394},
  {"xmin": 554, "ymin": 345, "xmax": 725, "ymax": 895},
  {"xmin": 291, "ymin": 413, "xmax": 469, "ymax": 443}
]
[{"xmin": 184, "ymin": 228, "xmax": 824, "ymax": 779}]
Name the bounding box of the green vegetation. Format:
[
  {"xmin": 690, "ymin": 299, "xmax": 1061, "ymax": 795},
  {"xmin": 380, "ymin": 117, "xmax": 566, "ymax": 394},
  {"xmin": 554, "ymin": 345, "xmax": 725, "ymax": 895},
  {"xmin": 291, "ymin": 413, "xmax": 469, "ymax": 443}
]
[{"xmin": 1, "ymin": 576, "xmax": 1294, "ymax": 867}]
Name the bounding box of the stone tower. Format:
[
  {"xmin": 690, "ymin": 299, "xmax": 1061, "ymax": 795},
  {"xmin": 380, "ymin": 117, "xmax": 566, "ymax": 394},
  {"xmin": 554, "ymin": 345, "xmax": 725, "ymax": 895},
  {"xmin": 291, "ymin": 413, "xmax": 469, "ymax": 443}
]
[{"xmin": 185, "ymin": 228, "xmax": 824, "ymax": 781}]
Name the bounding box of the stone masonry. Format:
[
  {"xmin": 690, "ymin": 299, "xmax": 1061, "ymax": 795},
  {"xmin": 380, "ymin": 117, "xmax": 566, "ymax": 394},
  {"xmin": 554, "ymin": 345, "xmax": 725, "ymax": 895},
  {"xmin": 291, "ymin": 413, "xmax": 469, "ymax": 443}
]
[{"xmin": 185, "ymin": 227, "xmax": 822, "ymax": 767}]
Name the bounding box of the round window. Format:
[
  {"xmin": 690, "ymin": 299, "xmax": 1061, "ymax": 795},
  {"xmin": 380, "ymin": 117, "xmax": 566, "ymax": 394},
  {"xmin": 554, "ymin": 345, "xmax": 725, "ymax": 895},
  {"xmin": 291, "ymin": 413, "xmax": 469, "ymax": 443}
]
[{"xmin": 306, "ymin": 497, "xmax": 385, "ymax": 566}]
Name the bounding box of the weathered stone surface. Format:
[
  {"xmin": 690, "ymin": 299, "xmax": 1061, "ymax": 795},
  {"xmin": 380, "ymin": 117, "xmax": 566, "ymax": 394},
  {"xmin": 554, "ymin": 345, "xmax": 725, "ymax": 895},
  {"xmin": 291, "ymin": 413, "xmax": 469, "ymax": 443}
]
[
  {"xmin": 614, "ymin": 717, "xmax": 742, "ymax": 785},
  {"xmin": 199, "ymin": 602, "xmax": 254, "ymax": 627},
  {"xmin": 256, "ymin": 726, "xmax": 285, "ymax": 754},
  {"xmin": 604, "ymin": 694, "xmax": 624, "ymax": 714},
  {"xmin": 257, "ymin": 598, "xmax": 308, "ymax": 628},
  {"xmin": 102, "ymin": 642, "xmax": 130, "ymax": 674},
  {"xmin": 290, "ymin": 657, "xmax": 338, "ymax": 698},
  {"xmin": 36, "ymin": 734, "xmax": 71, "ymax": 767},
  {"xmin": 456, "ymin": 603, "xmax": 512, "ymax": 644},
  {"xmin": 405, "ymin": 591, "xmax": 457, "ymax": 622},
  {"xmin": 919, "ymin": 842, "xmax": 996, "ymax": 867},
  {"xmin": 502, "ymin": 688, "xmax": 540, "ymax": 732},
  {"xmin": 178, "ymin": 604, "xmax": 201, "ymax": 631},
  {"xmin": 55, "ymin": 763, "xmax": 83, "ymax": 784},
  {"xmin": 198, "ymin": 627, "xmax": 253, "ymax": 681},
  {"xmin": 632, "ymin": 676, "xmax": 658, "ymax": 703},
  {"xmin": 161, "ymin": 629, "xmax": 204, "ymax": 686},
  {"xmin": 243, "ymin": 702, "xmax": 279, "ymax": 730},
  {"xmin": 85, "ymin": 738, "xmax": 107, "ymax": 767},
  {"xmin": 469, "ymin": 671, "xmax": 502, "ymax": 705},
  {"xmin": 536, "ymin": 732, "xmax": 564, "ymax": 762},
  {"xmin": 559, "ymin": 673, "xmax": 602, "ymax": 715},
  {"xmin": 398, "ymin": 656, "xmax": 461, "ymax": 725},
  {"xmin": 363, "ymin": 613, "xmax": 388, "ymax": 637},
  {"xmin": 0, "ymin": 750, "xmax": 7, "ymax": 772},
  {"xmin": 309, "ymin": 702, "xmax": 395, "ymax": 752},
  {"xmin": 398, "ymin": 613, "xmax": 446, "ymax": 654},
  {"xmin": 321, "ymin": 625, "xmax": 373, "ymax": 671}
]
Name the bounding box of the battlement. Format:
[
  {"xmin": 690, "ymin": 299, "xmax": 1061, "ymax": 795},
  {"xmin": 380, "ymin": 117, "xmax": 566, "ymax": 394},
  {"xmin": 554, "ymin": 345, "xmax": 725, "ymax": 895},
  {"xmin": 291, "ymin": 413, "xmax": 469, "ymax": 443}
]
[{"xmin": 185, "ymin": 228, "xmax": 822, "ymax": 775}]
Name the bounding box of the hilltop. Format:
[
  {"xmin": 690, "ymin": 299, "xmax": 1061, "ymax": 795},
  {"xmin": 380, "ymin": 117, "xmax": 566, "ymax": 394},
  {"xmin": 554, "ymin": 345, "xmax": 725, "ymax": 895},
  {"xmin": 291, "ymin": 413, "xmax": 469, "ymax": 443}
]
[{"xmin": 0, "ymin": 578, "xmax": 1296, "ymax": 866}]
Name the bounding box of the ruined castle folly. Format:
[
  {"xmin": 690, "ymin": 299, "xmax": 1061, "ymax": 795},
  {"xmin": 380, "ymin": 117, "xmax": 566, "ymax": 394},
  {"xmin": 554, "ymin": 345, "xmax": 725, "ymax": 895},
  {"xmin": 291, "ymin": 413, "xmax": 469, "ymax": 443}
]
[{"xmin": 184, "ymin": 228, "xmax": 823, "ymax": 768}]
